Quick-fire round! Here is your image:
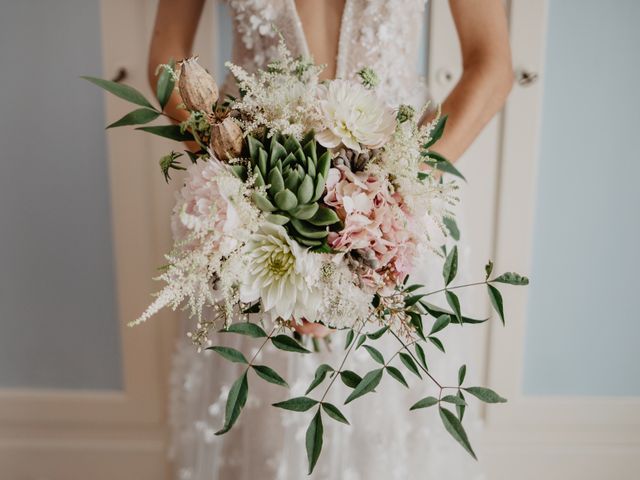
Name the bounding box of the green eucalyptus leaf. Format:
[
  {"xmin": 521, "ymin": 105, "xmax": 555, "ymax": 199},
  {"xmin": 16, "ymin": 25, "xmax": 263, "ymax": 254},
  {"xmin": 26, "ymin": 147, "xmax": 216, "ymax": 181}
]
[
  {"xmin": 428, "ymin": 336, "xmax": 445, "ymax": 353},
  {"xmin": 399, "ymin": 352, "xmax": 422, "ymax": 378},
  {"xmin": 445, "ymin": 290, "xmax": 463, "ymax": 324},
  {"xmin": 430, "ymin": 314, "xmax": 451, "ymax": 335},
  {"xmin": 252, "ymin": 365, "xmax": 288, "ymax": 387},
  {"xmin": 363, "ymin": 345, "xmax": 384, "ymax": 364},
  {"xmin": 344, "ymin": 368, "xmax": 384, "ymax": 404},
  {"xmin": 321, "ymin": 402, "xmax": 349, "ymax": 425},
  {"xmin": 464, "ymin": 386, "xmax": 507, "ymax": 403},
  {"xmin": 423, "ymin": 115, "xmax": 448, "ymax": 149},
  {"xmin": 107, "ymin": 108, "xmax": 160, "ymax": 129},
  {"xmin": 487, "ymin": 284, "xmax": 505, "ymax": 325},
  {"xmin": 458, "ymin": 365, "xmax": 467, "ymax": 386},
  {"xmin": 271, "ymin": 334, "xmax": 311, "ymax": 353},
  {"xmin": 82, "ymin": 76, "xmax": 155, "ymax": 109},
  {"xmin": 137, "ymin": 125, "xmax": 194, "ymax": 142},
  {"xmin": 340, "ymin": 370, "xmax": 362, "ymax": 389},
  {"xmin": 491, "ymin": 272, "xmax": 530, "ymax": 286},
  {"xmin": 367, "ymin": 325, "xmax": 389, "ymax": 340},
  {"xmin": 344, "ymin": 330, "xmax": 355, "ymax": 350},
  {"xmin": 442, "ymin": 245, "xmax": 458, "ymax": 286},
  {"xmin": 306, "ymin": 410, "xmax": 324, "ymax": 474},
  {"xmin": 414, "ymin": 343, "xmax": 428, "ymax": 370},
  {"xmin": 306, "ymin": 364, "xmax": 334, "ymax": 394},
  {"xmin": 206, "ymin": 346, "xmax": 248, "ymax": 364},
  {"xmin": 273, "ymin": 396, "xmax": 318, "ymax": 411},
  {"xmin": 410, "ymin": 396, "xmax": 438, "ymax": 410},
  {"xmin": 385, "ymin": 366, "xmax": 409, "ymax": 388},
  {"xmin": 439, "ymin": 407, "xmax": 477, "ymax": 459},
  {"xmin": 441, "ymin": 395, "xmax": 467, "ymax": 406},
  {"xmin": 443, "ymin": 216, "xmax": 460, "ymax": 241},
  {"xmin": 215, "ymin": 372, "xmax": 248, "ymax": 435},
  {"xmin": 223, "ymin": 322, "xmax": 267, "ymax": 338}
]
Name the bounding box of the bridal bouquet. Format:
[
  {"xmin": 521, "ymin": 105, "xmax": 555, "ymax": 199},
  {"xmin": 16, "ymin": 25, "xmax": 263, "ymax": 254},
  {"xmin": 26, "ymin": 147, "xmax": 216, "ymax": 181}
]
[{"xmin": 85, "ymin": 40, "xmax": 527, "ymax": 474}]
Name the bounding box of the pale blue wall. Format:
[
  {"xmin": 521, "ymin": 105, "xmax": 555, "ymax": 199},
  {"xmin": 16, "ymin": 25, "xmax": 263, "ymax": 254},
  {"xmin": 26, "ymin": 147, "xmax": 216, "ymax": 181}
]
[
  {"xmin": 523, "ymin": 0, "xmax": 640, "ymax": 396},
  {"xmin": 0, "ymin": 0, "xmax": 122, "ymax": 390}
]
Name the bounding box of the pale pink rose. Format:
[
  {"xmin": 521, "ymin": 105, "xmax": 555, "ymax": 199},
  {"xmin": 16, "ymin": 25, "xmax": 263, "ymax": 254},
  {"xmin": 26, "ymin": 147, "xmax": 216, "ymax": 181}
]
[{"xmin": 325, "ymin": 165, "xmax": 418, "ymax": 289}]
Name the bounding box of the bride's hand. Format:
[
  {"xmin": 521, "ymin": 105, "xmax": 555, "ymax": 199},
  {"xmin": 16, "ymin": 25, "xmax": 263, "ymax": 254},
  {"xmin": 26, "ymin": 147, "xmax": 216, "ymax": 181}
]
[{"xmin": 293, "ymin": 320, "xmax": 332, "ymax": 338}]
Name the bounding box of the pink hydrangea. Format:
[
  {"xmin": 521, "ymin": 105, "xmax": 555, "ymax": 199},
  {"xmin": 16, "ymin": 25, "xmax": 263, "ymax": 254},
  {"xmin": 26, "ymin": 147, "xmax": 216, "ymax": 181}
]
[
  {"xmin": 324, "ymin": 165, "xmax": 417, "ymax": 290},
  {"xmin": 171, "ymin": 159, "xmax": 241, "ymax": 253}
]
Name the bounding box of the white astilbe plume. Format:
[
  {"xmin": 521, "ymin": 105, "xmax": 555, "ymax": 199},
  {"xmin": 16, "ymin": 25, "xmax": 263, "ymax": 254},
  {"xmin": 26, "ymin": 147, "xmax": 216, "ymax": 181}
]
[{"xmin": 225, "ymin": 39, "xmax": 324, "ymax": 139}]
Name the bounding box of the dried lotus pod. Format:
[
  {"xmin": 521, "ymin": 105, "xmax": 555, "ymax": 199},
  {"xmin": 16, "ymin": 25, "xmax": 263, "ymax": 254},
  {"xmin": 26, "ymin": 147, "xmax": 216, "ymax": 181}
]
[
  {"xmin": 178, "ymin": 57, "xmax": 218, "ymax": 112},
  {"xmin": 210, "ymin": 117, "xmax": 243, "ymax": 161}
]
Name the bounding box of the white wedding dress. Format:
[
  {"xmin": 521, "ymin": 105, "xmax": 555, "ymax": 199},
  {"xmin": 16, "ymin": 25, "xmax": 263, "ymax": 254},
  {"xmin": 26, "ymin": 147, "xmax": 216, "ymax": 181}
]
[{"xmin": 170, "ymin": 1, "xmax": 486, "ymax": 478}]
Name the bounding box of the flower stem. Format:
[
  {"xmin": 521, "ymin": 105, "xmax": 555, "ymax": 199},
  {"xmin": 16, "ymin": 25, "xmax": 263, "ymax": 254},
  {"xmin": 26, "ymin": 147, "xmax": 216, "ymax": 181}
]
[
  {"xmin": 389, "ymin": 329, "xmax": 443, "ymax": 390},
  {"xmin": 420, "ymin": 280, "xmax": 488, "ymax": 298}
]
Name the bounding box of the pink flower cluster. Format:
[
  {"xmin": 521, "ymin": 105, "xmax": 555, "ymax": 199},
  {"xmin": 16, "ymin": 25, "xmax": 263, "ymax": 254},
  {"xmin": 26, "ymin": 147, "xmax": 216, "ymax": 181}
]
[
  {"xmin": 171, "ymin": 160, "xmax": 240, "ymax": 251},
  {"xmin": 324, "ymin": 166, "xmax": 418, "ymax": 291}
]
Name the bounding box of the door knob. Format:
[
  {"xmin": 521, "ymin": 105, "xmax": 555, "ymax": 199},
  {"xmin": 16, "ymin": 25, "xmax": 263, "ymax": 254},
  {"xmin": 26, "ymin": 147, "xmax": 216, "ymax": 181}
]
[{"xmin": 515, "ymin": 69, "xmax": 538, "ymax": 87}]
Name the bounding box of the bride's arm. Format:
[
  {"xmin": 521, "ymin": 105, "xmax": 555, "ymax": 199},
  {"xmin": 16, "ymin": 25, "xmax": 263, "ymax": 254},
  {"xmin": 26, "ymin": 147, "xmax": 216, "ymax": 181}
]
[
  {"xmin": 148, "ymin": 0, "xmax": 206, "ymax": 125},
  {"xmin": 422, "ymin": 0, "xmax": 513, "ymax": 163}
]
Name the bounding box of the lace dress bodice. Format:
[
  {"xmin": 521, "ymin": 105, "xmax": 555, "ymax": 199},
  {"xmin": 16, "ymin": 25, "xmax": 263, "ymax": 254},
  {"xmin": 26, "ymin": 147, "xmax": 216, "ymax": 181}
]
[{"xmin": 222, "ymin": 0, "xmax": 429, "ymax": 108}]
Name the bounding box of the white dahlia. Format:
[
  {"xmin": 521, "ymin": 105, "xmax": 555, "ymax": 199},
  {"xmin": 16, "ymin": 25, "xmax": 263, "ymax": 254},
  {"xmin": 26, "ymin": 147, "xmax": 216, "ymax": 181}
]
[
  {"xmin": 239, "ymin": 223, "xmax": 321, "ymax": 321},
  {"xmin": 316, "ymin": 79, "xmax": 396, "ymax": 152}
]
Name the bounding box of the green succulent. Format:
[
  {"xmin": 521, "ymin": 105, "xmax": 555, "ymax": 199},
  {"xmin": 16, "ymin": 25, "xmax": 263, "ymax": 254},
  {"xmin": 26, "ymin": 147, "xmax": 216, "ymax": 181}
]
[{"xmin": 239, "ymin": 131, "xmax": 340, "ymax": 247}]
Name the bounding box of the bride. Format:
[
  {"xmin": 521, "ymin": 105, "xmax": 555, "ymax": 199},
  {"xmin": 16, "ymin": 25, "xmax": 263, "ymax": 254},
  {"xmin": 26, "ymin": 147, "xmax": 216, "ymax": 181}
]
[{"xmin": 148, "ymin": 1, "xmax": 512, "ymax": 478}]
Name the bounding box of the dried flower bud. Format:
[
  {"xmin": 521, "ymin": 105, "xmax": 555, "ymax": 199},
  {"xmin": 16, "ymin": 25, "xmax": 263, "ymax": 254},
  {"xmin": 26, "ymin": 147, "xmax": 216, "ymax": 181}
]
[
  {"xmin": 178, "ymin": 57, "xmax": 219, "ymax": 112},
  {"xmin": 210, "ymin": 117, "xmax": 243, "ymax": 161}
]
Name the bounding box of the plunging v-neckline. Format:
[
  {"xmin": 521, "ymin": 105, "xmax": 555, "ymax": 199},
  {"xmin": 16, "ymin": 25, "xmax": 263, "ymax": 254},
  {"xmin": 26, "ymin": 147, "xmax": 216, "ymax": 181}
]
[{"xmin": 286, "ymin": 0, "xmax": 351, "ymax": 79}]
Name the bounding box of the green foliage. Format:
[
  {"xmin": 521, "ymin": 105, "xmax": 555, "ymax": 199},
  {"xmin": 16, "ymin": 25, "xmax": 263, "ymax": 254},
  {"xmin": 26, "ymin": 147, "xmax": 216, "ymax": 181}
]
[
  {"xmin": 107, "ymin": 108, "xmax": 160, "ymax": 129},
  {"xmin": 445, "ymin": 290, "xmax": 463, "ymax": 324},
  {"xmin": 456, "ymin": 390, "xmax": 466, "ymax": 421},
  {"xmin": 363, "ymin": 345, "xmax": 384, "ymax": 364},
  {"xmin": 464, "ymin": 386, "xmax": 507, "ymax": 403},
  {"xmin": 423, "ymin": 150, "xmax": 466, "ymax": 181},
  {"xmin": 155, "ymin": 60, "xmax": 175, "ymax": 111},
  {"xmin": 439, "ymin": 407, "xmax": 477, "ymax": 460},
  {"xmin": 429, "ymin": 314, "xmax": 451, "ymax": 335},
  {"xmin": 306, "ymin": 410, "xmax": 324, "ymax": 474},
  {"xmin": 344, "ymin": 329, "xmax": 355, "ymax": 350},
  {"xmin": 367, "ymin": 325, "xmax": 389, "ymax": 340},
  {"xmin": 252, "ymin": 365, "xmax": 288, "ymax": 387},
  {"xmin": 443, "ymin": 216, "xmax": 460, "ymax": 241},
  {"xmin": 491, "ymin": 272, "xmax": 530, "ymax": 285},
  {"xmin": 159, "ymin": 152, "xmax": 185, "ymax": 183},
  {"xmin": 321, "ymin": 402, "xmax": 349, "ymax": 424},
  {"xmin": 399, "ymin": 352, "xmax": 422, "ymax": 379},
  {"xmin": 385, "ymin": 366, "xmax": 409, "ymax": 388},
  {"xmin": 215, "ymin": 372, "xmax": 248, "ymax": 435},
  {"xmin": 442, "ymin": 246, "xmax": 458, "ymax": 286},
  {"xmin": 306, "ymin": 364, "xmax": 334, "ymax": 394},
  {"xmin": 428, "ymin": 336, "xmax": 445, "ymax": 353},
  {"xmin": 271, "ymin": 334, "xmax": 310, "ymax": 353},
  {"xmin": 138, "ymin": 124, "xmax": 195, "ymax": 142},
  {"xmin": 423, "ymin": 115, "xmax": 448, "ymax": 149},
  {"xmin": 410, "ymin": 396, "xmax": 438, "ymax": 410},
  {"xmin": 206, "ymin": 346, "xmax": 248, "ymax": 364},
  {"xmin": 81, "ymin": 76, "xmax": 155, "ymax": 109},
  {"xmin": 441, "ymin": 395, "xmax": 467, "ymax": 406},
  {"xmin": 273, "ymin": 396, "xmax": 318, "ymax": 412},
  {"xmin": 344, "ymin": 369, "xmax": 384, "ymax": 404},
  {"xmin": 485, "ymin": 260, "xmax": 494, "ymax": 280},
  {"xmin": 245, "ymin": 132, "xmax": 339, "ymax": 247},
  {"xmin": 339, "ymin": 370, "xmax": 362, "ymax": 389},
  {"xmin": 487, "ymin": 284, "xmax": 505, "ymax": 325},
  {"xmin": 458, "ymin": 365, "xmax": 467, "ymax": 386},
  {"xmin": 414, "ymin": 343, "xmax": 428, "ymax": 371},
  {"xmin": 223, "ymin": 322, "xmax": 268, "ymax": 338},
  {"xmin": 420, "ymin": 301, "xmax": 487, "ymax": 325}
]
